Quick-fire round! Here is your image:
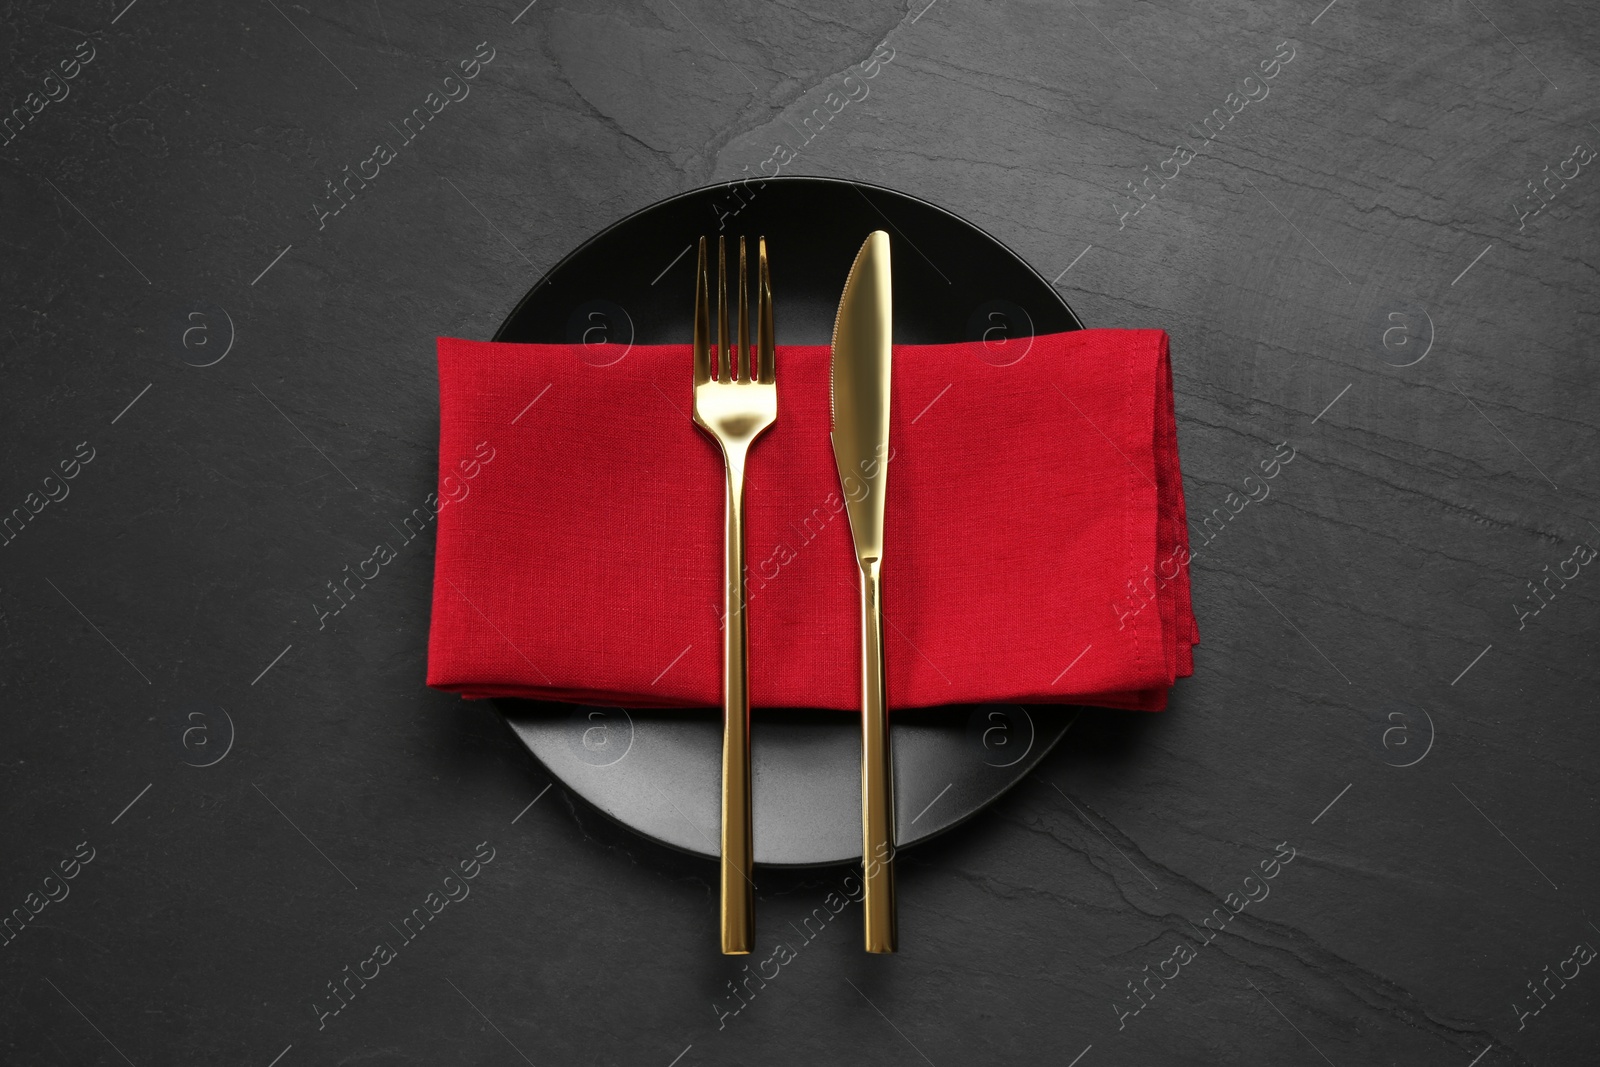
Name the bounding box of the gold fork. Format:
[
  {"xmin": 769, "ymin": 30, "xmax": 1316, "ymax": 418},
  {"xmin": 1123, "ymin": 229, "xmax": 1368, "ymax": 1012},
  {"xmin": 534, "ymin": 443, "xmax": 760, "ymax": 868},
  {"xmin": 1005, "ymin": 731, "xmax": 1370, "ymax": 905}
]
[{"xmin": 692, "ymin": 234, "xmax": 776, "ymax": 954}]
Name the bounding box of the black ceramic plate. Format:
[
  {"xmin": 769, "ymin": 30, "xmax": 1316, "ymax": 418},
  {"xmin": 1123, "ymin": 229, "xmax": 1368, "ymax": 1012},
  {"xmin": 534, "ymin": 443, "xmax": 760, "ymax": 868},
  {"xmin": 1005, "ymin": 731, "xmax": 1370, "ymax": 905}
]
[{"xmin": 493, "ymin": 176, "xmax": 1083, "ymax": 867}]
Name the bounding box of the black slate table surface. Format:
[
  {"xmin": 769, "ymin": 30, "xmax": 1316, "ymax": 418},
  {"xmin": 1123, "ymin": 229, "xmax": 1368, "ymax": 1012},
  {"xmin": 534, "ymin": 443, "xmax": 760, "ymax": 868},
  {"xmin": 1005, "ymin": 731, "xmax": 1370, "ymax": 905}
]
[{"xmin": 3, "ymin": 2, "xmax": 1597, "ymax": 1065}]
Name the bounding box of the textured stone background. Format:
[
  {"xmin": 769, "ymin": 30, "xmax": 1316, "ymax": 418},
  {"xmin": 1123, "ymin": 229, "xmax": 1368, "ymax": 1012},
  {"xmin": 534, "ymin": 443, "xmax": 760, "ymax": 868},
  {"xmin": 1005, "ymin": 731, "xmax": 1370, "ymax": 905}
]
[{"xmin": 3, "ymin": 1, "xmax": 1597, "ymax": 1064}]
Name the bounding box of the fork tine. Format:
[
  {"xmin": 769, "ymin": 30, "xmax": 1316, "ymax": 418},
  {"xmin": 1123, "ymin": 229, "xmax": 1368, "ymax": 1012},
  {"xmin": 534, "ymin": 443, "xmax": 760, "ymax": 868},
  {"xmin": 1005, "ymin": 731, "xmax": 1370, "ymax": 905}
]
[
  {"xmin": 757, "ymin": 237, "xmax": 775, "ymax": 384},
  {"xmin": 717, "ymin": 236, "xmax": 731, "ymax": 383},
  {"xmin": 693, "ymin": 237, "xmax": 711, "ymax": 387},
  {"xmin": 737, "ymin": 237, "xmax": 749, "ymax": 382}
]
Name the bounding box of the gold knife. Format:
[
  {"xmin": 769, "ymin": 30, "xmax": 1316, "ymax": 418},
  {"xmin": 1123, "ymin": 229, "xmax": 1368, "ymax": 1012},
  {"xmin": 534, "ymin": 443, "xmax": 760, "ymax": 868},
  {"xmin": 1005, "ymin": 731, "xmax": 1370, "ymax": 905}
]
[{"xmin": 830, "ymin": 231, "xmax": 896, "ymax": 953}]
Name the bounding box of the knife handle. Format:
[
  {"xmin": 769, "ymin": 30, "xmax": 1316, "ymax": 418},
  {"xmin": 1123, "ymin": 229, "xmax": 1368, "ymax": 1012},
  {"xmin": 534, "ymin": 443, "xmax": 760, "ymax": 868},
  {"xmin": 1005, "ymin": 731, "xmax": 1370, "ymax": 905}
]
[
  {"xmin": 859, "ymin": 560, "xmax": 897, "ymax": 953},
  {"xmin": 720, "ymin": 455, "xmax": 755, "ymax": 955}
]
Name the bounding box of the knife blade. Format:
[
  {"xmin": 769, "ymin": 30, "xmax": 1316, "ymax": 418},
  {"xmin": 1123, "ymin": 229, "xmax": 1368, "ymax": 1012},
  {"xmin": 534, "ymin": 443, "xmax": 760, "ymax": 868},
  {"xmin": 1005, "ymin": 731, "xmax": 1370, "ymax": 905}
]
[{"xmin": 830, "ymin": 230, "xmax": 897, "ymax": 953}]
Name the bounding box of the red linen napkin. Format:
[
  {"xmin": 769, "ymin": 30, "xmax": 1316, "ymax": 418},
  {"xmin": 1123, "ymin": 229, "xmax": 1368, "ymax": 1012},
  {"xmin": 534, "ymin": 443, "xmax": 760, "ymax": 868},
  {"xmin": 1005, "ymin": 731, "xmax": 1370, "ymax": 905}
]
[{"xmin": 427, "ymin": 330, "xmax": 1196, "ymax": 712}]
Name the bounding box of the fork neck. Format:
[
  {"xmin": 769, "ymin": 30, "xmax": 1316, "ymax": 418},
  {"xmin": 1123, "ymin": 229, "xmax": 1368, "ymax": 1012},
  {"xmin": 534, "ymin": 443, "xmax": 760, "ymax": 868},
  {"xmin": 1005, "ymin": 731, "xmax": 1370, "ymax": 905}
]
[{"xmin": 718, "ymin": 437, "xmax": 756, "ymax": 478}]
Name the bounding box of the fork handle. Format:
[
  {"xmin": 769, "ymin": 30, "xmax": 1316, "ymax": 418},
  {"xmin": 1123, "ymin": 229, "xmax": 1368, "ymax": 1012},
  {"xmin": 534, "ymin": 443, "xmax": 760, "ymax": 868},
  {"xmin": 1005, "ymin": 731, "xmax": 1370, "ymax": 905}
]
[
  {"xmin": 719, "ymin": 450, "xmax": 754, "ymax": 955},
  {"xmin": 859, "ymin": 559, "xmax": 897, "ymax": 953}
]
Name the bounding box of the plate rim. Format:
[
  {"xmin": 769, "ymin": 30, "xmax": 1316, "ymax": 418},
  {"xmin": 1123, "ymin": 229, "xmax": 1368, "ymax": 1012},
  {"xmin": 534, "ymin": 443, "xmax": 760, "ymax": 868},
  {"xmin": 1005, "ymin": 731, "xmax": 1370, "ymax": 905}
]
[
  {"xmin": 491, "ymin": 174, "xmax": 1083, "ymax": 341},
  {"xmin": 499, "ymin": 703, "xmax": 1080, "ymax": 869}
]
